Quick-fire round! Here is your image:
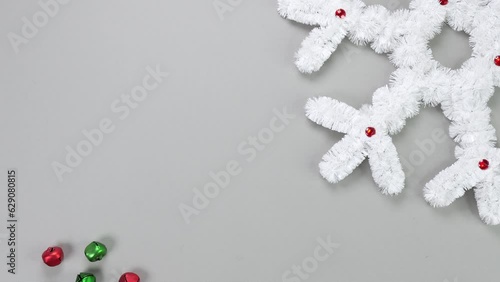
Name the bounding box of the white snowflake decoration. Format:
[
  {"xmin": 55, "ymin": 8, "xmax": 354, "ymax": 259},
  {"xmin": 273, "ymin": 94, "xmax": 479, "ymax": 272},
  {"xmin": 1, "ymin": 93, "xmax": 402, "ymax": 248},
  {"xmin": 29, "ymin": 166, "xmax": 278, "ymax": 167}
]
[{"xmin": 278, "ymin": 0, "xmax": 500, "ymax": 224}]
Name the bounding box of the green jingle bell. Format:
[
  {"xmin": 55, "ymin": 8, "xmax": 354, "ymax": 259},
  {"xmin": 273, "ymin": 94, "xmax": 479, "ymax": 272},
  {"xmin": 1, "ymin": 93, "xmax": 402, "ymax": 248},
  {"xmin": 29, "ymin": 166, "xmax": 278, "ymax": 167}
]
[
  {"xmin": 76, "ymin": 272, "xmax": 96, "ymax": 282},
  {"xmin": 84, "ymin": 241, "xmax": 107, "ymax": 262}
]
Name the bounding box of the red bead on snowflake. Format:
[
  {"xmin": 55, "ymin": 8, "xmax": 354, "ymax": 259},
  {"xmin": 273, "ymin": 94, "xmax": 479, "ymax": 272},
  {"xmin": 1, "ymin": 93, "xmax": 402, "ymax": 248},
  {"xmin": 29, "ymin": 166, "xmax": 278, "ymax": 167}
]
[
  {"xmin": 365, "ymin": 127, "xmax": 376, "ymax": 137},
  {"xmin": 495, "ymin": 56, "xmax": 500, "ymax": 66},
  {"xmin": 439, "ymin": 0, "xmax": 448, "ymax": 5},
  {"xmin": 335, "ymin": 9, "xmax": 346, "ymax": 19},
  {"xmin": 479, "ymin": 159, "xmax": 489, "ymax": 170}
]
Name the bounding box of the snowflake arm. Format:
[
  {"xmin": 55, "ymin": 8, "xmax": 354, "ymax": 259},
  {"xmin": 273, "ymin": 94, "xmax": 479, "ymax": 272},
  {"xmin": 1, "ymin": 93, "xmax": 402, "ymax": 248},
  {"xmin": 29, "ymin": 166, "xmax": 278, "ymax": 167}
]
[
  {"xmin": 367, "ymin": 135, "xmax": 405, "ymax": 195},
  {"xmin": 425, "ymin": 146, "xmax": 500, "ymax": 224},
  {"xmin": 318, "ymin": 134, "xmax": 367, "ymax": 183},
  {"xmin": 475, "ymin": 176, "xmax": 500, "ymax": 225},
  {"xmin": 277, "ymin": 0, "xmax": 333, "ymax": 26},
  {"xmin": 306, "ymin": 97, "xmax": 405, "ymax": 194},
  {"xmin": 296, "ymin": 25, "xmax": 349, "ymax": 73},
  {"xmin": 278, "ymin": 0, "xmax": 370, "ymax": 73},
  {"xmin": 423, "ymin": 158, "xmax": 478, "ymax": 207},
  {"xmin": 305, "ymin": 97, "xmax": 357, "ymax": 134}
]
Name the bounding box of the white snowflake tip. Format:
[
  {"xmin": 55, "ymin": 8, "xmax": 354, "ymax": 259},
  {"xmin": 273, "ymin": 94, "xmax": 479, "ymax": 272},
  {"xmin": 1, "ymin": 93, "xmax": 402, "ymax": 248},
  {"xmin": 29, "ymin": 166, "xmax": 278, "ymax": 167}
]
[
  {"xmin": 277, "ymin": 0, "xmax": 329, "ymax": 26},
  {"xmin": 305, "ymin": 97, "xmax": 358, "ymax": 134},
  {"xmin": 423, "ymin": 159, "xmax": 478, "ymax": 208},
  {"xmin": 295, "ymin": 26, "xmax": 347, "ymax": 73},
  {"xmin": 277, "ymin": 0, "xmax": 297, "ymax": 21},
  {"xmin": 475, "ymin": 177, "xmax": 500, "ymax": 225},
  {"xmin": 367, "ymin": 136, "xmax": 405, "ymax": 195},
  {"xmin": 319, "ymin": 135, "xmax": 367, "ymax": 183}
]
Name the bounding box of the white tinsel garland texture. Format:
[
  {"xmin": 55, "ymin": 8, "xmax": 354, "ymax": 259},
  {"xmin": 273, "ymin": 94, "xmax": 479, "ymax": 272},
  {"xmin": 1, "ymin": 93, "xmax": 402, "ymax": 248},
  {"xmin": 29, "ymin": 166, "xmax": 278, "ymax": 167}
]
[{"xmin": 279, "ymin": 0, "xmax": 500, "ymax": 224}]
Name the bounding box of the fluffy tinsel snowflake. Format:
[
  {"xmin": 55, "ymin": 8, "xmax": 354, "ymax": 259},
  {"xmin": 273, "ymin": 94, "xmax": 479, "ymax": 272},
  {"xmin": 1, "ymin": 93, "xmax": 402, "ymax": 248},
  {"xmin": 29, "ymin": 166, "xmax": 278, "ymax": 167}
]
[{"xmin": 278, "ymin": 0, "xmax": 500, "ymax": 224}]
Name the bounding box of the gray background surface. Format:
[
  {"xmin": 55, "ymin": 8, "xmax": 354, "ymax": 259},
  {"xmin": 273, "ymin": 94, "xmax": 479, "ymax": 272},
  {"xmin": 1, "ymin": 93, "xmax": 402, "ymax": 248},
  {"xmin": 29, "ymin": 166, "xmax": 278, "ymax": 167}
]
[{"xmin": 1, "ymin": 0, "xmax": 500, "ymax": 281}]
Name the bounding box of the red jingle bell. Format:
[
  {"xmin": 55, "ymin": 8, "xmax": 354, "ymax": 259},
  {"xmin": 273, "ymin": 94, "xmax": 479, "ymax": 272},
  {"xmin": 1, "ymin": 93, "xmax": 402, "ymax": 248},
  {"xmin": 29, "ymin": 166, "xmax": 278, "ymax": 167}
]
[
  {"xmin": 335, "ymin": 9, "xmax": 346, "ymax": 19},
  {"xmin": 479, "ymin": 159, "xmax": 489, "ymax": 170},
  {"xmin": 365, "ymin": 127, "xmax": 376, "ymax": 137},
  {"xmin": 119, "ymin": 272, "xmax": 140, "ymax": 282},
  {"xmin": 495, "ymin": 56, "xmax": 500, "ymax": 66},
  {"xmin": 42, "ymin": 246, "xmax": 64, "ymax": 267}
]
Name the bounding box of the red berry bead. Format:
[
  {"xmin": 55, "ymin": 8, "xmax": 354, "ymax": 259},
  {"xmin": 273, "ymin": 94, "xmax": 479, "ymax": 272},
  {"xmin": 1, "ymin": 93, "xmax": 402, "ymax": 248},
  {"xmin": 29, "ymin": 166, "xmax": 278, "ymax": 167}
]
[
  {"xmin": 479, "ymin": 159, "xmax": 489, "ymax": 170},
  {"xmin": 42, "ymin": 246, "xmax": 64, "ymax": 267},
  {"xmin": 119, "ymin": 272, "xmax": 140, "ymax": 282},
  {"xmin": 335, "ymin": 9, "xmax": 346, "ymax": 19},
  {"xmin": 495, "ymin": 56, "xmax": 500, "ymax": 66},
  {"xmin": 365, "ymin": 127, "xmax": 376, "ymax": 137},
  {"xmin": 439, "ymin": 0, "xmax": 448, "ymax": 5}
]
